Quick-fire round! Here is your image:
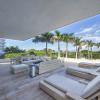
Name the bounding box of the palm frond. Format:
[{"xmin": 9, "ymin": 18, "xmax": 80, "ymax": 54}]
[{"xmin": 32, "ymin": 32, "xmax": 54, "ymax": 43}]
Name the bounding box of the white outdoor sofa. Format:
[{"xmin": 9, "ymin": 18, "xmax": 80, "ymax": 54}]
[
  {"xmin": 39, "ymin": 74, "xmax": 100, "ymax": 100},
  {"xmin": 79, "ymin": 62, "xmax": 100, "ymax": 69},
  {"xmin": 22, "ymin": 59, "xmax": 42, "ymax": 65},
  {"xmin": 22, "ymin": 59, "xmax": 37, "ymax": 65},
  {"xmin": 37, "ymin": 59, "xmax": 64, "ymax": 74},
  {"xmin": 10, "ymin": 64, "xmax": 29, "ymax": 75},
  {"xmin": 66, "ymin": 66, "xmax": 100, "ymax": 80}
]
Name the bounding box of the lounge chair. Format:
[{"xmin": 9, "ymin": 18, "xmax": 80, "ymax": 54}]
[
  {"xmin": 37, "ymin": 59, "xmax": 64, "ymax": 74},
  {"xmin": 66, "ymin": 66, "xmax": 100, "ymax": 80},
  {"xmin": 79, "ymin": 62, "xmax": 100, "ymax": 69},
  {"xmin": 39, "ymin": 74, "xmax": 100, "ymax": 100}
]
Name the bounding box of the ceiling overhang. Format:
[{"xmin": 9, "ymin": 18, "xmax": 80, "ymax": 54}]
[{"xmin": 0, "ymin": 0, "xmax": 100, "ymax": 40}]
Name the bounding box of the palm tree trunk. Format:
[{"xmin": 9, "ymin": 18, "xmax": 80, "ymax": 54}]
[
  {"xmin": 88, "ymin": 45, "xmax": 90, "ymax": 59},
  {"xmin": 58, "ymin": 40, "xmax": 60, "ymax": 57},
  {"xmin": 45, "ymin": 41, "xmax": 48, "ymax": 56},
  {"xmin": 91, "ymin": 47, "xmax": 92, "ymax": 59},
  {"xmin": 78, "ymin": 47, "xmax": 80, "ymax": 58},
  {"xmin": 76, "ymin": 46, "xmax": 78, "ymax": 59},
  {"xmin": 66, "ymin": 42, "xmax": 68, "ymax": 58}
]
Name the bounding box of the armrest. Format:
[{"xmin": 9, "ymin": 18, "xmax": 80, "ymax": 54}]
[
  {"xmin": 66, "ymin": 91, "xmax": 86, "ymax": 100},
  {"xmin": 78, "ymin": 79, "xmax": 89, "ymax": 85}
]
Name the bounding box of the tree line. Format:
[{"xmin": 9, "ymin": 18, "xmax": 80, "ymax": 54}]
[
  {"xmin": 5, "ymin": 46, "xmax": 25, "ymax": 53},
  {"xmin": 4, "ymin": 31, "xmax": 100, "ymax": 59},
  {"xmin": 33, "ymin": 31, "xmax": 100, "ymax": 59}
]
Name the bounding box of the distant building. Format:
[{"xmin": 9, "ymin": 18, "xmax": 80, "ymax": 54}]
[{"xmin": 0, "ymin": 38, "xmax": 5, "ymax": 55}]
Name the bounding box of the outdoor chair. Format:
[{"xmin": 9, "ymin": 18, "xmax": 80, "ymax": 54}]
[
  {"xmin": 79, "ymin": 62, "xmax": 100, "ymax": 69},
  {"xmin": 39, "ymin": 74, "xmax": 100, "ymax": 100},
  {"xmin": 66, "ymin": 66, "xmax": 100, "ymax": 80},
  {"xmin": 37, "ymin": 59, "xmax": 64, "ymax": 74}
]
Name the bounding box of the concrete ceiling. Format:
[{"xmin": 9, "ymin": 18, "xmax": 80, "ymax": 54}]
[{"xmin": 0, "ymin": 0, "xmax": 100, "ymax": 40}]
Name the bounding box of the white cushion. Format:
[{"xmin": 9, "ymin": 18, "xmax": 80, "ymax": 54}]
[
  {"xmin": 11, "ymin": 64, "xmax": 28, "ymax": 69},
  {"xmin": 79, "ymin": 62, "xmax": 100, "ymax": 68},
  {"xmin": 44, "ymin": 74, "xmax": 86, "ymax": 95},
  {"xmin": 11, "ymin": 64, "xmax": 29, "ymax": 73},
  {"xmin": 66, "ymin": 66, "xmax": 92, "ymax": 74},
  {"xmin": 81, "ymin": 76, "xmax": 100, "ymax": 98},
  {"xmin": 67, "ymin": 66, "xmax": 99, "ymax": 76}
]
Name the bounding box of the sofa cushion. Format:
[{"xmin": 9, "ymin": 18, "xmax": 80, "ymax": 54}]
[
  {"xmin": 44, "ymin": 74, "xmax": 86, "ymax": 95},
  {"xmin": 11, "ymin": 64, "xmax": 28, "ymax": 69},
  {"xmin": 81, "ymin": 76, "xmax": 100, "ymax": 98},
  {"xmin": 67, "ymin": 66, "xmax": 92, "ymax": 73},
  {"xmin": 79, "ymin": 62, "xmax": 100, "ymax": 68},
  {"xmin": 11, "ymin": 64, "xmax": 29, "ymax": 73},
  {"xmin": 66, "ymin": 66, "xmax": 98, "ymax": 79}
]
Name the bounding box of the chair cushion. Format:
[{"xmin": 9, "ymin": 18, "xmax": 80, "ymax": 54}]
[
  {"xmin": 81, "ymin": 76, "xmax": 100, "ymax": 98},
  {"xmin": 44, "ymin": 74, "xmax": 86, "ymax": 95}
]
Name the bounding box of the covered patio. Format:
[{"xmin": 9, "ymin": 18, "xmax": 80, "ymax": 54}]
[
  {"xmin": 0, "ymin": 0, "xmax": 100, "ymax": 100},
  {"xmin": 0, "ymin": 62, "xmax": 67, "ymax": 100},
  {"xmin": 0, "ymin": 0, "xmax": 99, "ymax": 40}
]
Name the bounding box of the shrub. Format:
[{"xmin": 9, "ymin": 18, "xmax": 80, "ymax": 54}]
[{"xmin": 5, "ymin": 53, "xmax": 27, "ymax": 58}]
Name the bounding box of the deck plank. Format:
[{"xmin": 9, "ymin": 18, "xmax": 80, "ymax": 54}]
[{"xmin": 0, "ymin": 63, "xmax": 64, "ymax": 100}]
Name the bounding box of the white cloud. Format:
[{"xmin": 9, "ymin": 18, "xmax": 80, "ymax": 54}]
[
  {"xmin": 95, "ymin": 30, "xmax": 100, "ymax": 33},
  {"xmin": 75, "ymin": 24, "xmax": 100, "ymax": 38},
  {"xmin": 80, "ymin": 27, "xmax": 93, "ymax": 33},
  {"xmin": 81, "ymin": 36, "xmax": 100, "ymax": 43},
  {"xmin": 94, "ymin": 29, "xmax": 100, "ymax": 36},
  {"xmin": 74, "ymin": 24, "xmax": 100, "ymax": 43}
]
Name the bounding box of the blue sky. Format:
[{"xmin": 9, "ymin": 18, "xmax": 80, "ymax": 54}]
[{"xmin": 5, "ymin": 14, "xmax": 100, "ymax": 51}]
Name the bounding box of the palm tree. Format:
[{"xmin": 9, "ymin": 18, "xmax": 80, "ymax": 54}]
[
  {"xmin": 96, "ymin": 42, "xmax": 100, "ymax": 49},
  {"xmin": 83, "ymin": 40, "xmax": 90, "ymax": 59},
  {"xmin": 87, "ymin": 40, "xmax": 90, "ymax": 59},
  {"xmin": 85, "ymin": 40, "xmax": 94, "ymax": 59},
  {"xmin": 53, "ymin": 31, "xmax": 62, "ymax": 57},
  {"xmin": 32, "ymin": 32, "xmax": 53, "ymax": 56},
  {"xmin": 62, "ymin": 33, "xmax": 74, "ymax": 58},
  {"xmin": 74, "ymin": 37, "xmax": 82, "ymax": 59},
  {"xmin": 89, "ymin": 41, "xmax": 94, "ymax": 59}
]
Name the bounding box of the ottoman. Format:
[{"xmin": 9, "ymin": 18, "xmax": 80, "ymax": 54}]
[{"xmin": 11, "ymin": 64, "xmax": 29, "ymax": 75}]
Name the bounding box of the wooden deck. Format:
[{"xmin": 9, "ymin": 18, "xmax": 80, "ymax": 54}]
[{"xmin": 0, "ymin": 63, "xmax": 67, "ymax": 100}]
